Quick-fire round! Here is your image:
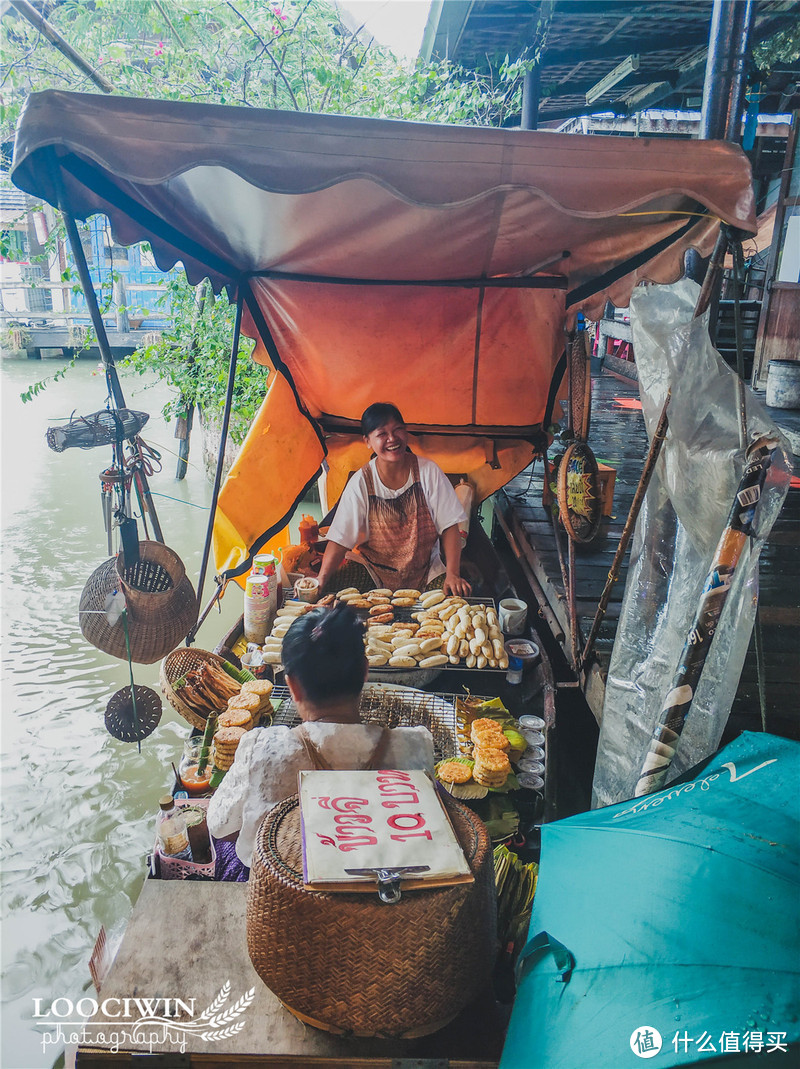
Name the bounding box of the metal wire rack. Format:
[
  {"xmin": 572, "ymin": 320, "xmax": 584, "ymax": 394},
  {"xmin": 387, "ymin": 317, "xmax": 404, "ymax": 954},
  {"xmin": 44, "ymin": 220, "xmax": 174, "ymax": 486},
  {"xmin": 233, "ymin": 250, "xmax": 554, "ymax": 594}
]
[{"xmin": 268, "ymin": 683, "xmax": 494, "ymax": 762}]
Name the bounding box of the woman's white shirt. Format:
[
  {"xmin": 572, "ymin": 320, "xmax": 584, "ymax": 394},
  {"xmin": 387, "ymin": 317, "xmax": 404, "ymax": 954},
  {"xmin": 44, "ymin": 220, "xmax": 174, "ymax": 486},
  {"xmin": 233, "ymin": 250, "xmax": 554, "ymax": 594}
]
[
  {"xmin": 207, "ymin": 722, "xmax": 434, "ymax": 867},
  {"xmin": 326, "ymin": 456, "xmax": 466, "ymax": 581}
]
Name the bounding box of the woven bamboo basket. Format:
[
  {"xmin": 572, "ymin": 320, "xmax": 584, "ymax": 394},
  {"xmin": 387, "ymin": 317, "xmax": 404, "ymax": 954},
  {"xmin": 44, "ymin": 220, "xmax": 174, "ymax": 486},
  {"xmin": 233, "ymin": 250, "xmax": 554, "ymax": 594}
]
[
  {"xmin": 79, "ymin": 542, "xmax": 197, "ymax": 664},
  {"xmin": 246, "ymin": 793, "xmax": 497, "ymax": 1038},
  {"xmin": 160, "ymin": 647, "xmax": 256, "ymax": 731}
]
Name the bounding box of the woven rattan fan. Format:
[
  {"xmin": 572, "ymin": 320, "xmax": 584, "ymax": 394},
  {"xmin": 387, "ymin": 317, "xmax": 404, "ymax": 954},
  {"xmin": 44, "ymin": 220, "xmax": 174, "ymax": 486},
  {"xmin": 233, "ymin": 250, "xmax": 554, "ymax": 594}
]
[{"xmin": 105, "ymin": 684, "xmax": 162, "ymax": 742}]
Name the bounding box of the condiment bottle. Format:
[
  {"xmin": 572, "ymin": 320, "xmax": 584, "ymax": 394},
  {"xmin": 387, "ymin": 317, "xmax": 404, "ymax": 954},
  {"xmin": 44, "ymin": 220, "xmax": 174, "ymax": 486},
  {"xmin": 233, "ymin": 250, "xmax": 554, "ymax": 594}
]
[
  {"xmin": 183, "ymin": 807, "xmax": 213, "ymax": 865},
  {"xmin": 157, "ymin": 795, "xmax": 192, "ymax": 861},
  {"xmin": 298, "ymin": 514, "xmax": 319, "ymax": 544}
]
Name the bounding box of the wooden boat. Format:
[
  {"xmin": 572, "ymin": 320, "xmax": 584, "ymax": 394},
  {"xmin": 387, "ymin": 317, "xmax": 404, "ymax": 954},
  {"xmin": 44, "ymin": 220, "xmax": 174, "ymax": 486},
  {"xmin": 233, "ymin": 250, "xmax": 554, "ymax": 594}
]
[{"xmin": 10, "ymin": 91, "xmax": 762, "ymax": 1066}]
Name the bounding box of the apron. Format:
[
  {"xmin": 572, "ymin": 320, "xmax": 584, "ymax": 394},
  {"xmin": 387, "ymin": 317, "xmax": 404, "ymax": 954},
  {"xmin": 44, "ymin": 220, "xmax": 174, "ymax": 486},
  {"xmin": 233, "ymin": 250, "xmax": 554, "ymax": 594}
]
[
  {"xmin": 298, "ymin": 725, "xmax": 391, "ymax": 771},
  {"xmin": 358, "ymin": 454, "xmax": 438, "ymax": 592}
]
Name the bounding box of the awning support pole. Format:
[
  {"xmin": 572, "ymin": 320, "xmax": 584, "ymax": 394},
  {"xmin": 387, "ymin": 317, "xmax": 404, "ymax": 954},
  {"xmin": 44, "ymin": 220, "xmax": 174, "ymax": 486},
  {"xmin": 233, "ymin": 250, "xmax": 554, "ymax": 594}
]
[
  {"xmin": 51, "ymin": 155, "xmax": 164, "ymax": 544},
  {"xmin": 188, "ymin": 288, "xmax": 244, "ymax": 642},
  {"xmin": 699, "ymin": 0, "xmax": 755, "ymax": 142},
  {"xmin": 580, "ymin": 230, "xmax": 728, "ymax": 670},
  {"xmin": 521, "ymin": 62, "xmax": 540, "ymax": 130}
]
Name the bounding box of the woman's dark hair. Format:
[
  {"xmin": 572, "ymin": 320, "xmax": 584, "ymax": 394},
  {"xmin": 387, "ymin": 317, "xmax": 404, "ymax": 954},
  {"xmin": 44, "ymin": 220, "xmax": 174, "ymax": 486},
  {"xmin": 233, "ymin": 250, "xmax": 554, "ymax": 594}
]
[
  {"xmin": 281, "ymin": 602, "xmax": 367, "ymax": 704},
  {"xmin": 361, "ymin": 402, "xmax": 405, "ymax": 438}
]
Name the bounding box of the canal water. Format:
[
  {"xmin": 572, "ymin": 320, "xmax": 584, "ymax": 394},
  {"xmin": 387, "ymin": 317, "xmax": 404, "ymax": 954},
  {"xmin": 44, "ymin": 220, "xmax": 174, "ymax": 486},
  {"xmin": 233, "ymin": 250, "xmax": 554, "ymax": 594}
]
[{"xmin": 0, "ymin": 358, "xmax": 295, "ymax": 1067}]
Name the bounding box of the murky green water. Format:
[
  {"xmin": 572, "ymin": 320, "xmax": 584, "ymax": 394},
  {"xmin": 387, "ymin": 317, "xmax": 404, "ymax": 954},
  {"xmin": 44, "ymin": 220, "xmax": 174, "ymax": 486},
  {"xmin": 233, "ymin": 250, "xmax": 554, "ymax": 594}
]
[{"xmin": 0, "ymin": 358, "xmax": 254, "ymax": 1068}]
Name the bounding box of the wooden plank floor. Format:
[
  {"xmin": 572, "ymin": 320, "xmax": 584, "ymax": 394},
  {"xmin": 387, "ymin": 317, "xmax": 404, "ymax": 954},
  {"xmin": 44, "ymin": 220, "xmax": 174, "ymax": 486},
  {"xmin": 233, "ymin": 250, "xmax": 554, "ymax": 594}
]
[{"xmin": 498, "ymin": 368, "xmax": 800, "ymax": 741}]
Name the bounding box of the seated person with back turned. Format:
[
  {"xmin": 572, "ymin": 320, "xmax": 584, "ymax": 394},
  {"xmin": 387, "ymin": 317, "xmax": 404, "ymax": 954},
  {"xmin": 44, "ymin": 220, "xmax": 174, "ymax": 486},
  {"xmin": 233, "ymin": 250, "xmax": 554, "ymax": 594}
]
[
  {"xmin": 316, "ymin": 402, "xmax": 472, "ymax": 597},
  {"xmin": 208, "ymin": 602, "xmax": 434, "ymax": 880}
]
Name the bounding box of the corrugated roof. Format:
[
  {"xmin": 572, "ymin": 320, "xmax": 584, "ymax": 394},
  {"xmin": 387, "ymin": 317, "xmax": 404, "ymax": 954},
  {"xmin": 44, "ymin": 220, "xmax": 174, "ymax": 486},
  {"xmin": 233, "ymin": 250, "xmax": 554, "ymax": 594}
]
[{"xmin": 421, "ymin": 0, "xmax": 800, "ymax": 124}]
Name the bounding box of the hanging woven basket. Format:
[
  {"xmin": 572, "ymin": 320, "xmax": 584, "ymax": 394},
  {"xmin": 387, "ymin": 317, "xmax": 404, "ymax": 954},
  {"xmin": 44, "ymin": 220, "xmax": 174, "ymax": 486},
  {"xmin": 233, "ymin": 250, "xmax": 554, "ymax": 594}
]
[
  {"xmin": 79, "ymin": 541, "xmax": 197, "ymax": 664},
  {"xmin": 247, "ymin": 793, "xmax": 497, "ymax": 1038}
]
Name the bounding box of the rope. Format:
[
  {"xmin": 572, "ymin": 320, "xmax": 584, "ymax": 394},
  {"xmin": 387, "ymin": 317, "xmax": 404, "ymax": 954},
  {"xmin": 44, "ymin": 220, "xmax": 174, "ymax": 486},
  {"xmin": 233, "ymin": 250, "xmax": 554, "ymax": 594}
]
[
  {"xmin": 132, "ymin": 438, "xmax": 163, "ymax": 476},
  {"xmin": 121, "ymin": 609, "xmax": 142, "ymax": 755},
  {"xmin": 147, "ymin": 492, "xmax": 210, "ymax": 510}
]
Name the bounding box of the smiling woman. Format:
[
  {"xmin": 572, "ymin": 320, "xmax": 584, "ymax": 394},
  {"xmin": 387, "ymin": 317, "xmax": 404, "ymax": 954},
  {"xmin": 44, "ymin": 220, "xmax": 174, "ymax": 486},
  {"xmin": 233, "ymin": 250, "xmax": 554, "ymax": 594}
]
[{"xmin": 316, "ymin": 402, "xmax": 471, "ymax": 596}]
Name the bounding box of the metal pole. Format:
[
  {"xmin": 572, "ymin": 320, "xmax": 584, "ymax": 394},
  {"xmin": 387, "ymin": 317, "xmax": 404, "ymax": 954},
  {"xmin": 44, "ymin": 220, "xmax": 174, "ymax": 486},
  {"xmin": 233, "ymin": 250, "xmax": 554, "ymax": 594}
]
[
  {"xmin": 51, "ymin": 156, "xmax": 165, "ymax": 542},
  {"xmin": 521, "ymin": 63, "xmax": 540, "ymax": 130},
  {"xmin": 190, "ymin": 290, "xmax": 244, "ymax": 637},
  {"xmin": 699, "ymin": 0, "xmax": 756, "ymax": 142}
]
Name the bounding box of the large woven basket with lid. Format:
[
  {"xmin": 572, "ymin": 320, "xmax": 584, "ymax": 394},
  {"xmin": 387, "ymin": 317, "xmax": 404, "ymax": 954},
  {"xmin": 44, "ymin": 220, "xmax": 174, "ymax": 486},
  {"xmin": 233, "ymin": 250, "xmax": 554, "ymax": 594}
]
[
  {"xmin": 79, "ymin": 542, "xmax": 197, "ymax": 664},
  {"xmin": 246, "ymin": 792, "xmax": 496, "ymax": 1038}
]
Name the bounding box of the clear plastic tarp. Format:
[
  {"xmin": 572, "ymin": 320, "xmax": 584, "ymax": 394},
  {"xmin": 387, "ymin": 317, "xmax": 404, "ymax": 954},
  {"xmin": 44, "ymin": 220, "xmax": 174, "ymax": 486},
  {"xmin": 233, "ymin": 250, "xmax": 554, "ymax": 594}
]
[{"xmin": 592, "ymin": 279, "xmax": 791, "ymax": 808}]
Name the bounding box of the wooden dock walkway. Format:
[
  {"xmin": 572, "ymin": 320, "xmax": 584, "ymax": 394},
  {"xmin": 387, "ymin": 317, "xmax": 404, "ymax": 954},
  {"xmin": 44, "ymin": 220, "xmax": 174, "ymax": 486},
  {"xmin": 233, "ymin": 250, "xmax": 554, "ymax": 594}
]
[{"xmin": 495, "ymin": 368, "xmax": 800, "ymax": 741}]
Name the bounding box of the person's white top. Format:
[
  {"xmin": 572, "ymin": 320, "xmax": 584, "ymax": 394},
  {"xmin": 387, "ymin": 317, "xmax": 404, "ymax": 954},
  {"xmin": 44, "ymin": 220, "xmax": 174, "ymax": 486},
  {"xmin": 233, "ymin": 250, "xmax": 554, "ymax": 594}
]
[
  {"xmin": 326, "ymin": 455, "xmax": 467, "ymax": 582},
  {"xmin": 207, "ymin": 721, "xmax": 434, "ymax": 867}
]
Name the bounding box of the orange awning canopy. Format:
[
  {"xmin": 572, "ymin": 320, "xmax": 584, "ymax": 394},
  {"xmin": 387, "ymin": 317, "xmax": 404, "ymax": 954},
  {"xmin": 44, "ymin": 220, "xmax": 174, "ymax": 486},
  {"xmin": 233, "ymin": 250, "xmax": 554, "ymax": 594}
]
[{"xmin": 12, "ymin": 92, "xmax": 757, "ymax": 575}]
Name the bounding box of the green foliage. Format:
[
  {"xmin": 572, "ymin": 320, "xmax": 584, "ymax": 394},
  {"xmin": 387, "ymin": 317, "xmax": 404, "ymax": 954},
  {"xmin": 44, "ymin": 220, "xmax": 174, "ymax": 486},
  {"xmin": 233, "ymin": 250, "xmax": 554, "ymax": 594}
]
[
  {"xmin": 121, "ymin": 276, "xmax": 264, "ymax": 443},
  {"xmin": 753, "ymin": 21, "xmax": 800, "ymax": 71}
]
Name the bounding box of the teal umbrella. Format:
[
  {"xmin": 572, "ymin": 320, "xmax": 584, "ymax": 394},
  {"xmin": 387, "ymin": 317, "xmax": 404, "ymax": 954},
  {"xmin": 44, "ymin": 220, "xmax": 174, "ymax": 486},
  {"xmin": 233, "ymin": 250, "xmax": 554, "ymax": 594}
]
[{"xmin": 501, "ymin": 732, "xmax": 800, "ymax": 1068}]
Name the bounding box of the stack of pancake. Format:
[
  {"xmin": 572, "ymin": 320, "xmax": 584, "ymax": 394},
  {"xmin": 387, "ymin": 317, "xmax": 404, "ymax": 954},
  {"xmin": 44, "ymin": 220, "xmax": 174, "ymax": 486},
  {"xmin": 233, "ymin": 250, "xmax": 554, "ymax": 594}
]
[
  {"xmin": 213, "ymin": 680, "xmax": 273, "ymax": 770},
  {"xmin": 470, "ymin": 718, "xmax": 511, "ymax": 788}
]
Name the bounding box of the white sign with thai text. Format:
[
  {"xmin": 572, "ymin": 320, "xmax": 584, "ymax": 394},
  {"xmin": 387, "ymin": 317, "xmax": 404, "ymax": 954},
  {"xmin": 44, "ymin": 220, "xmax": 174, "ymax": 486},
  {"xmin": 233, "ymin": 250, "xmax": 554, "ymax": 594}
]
[{"xmin": 299, "ymin": 769, "xmax": 471, "ymax": 886}]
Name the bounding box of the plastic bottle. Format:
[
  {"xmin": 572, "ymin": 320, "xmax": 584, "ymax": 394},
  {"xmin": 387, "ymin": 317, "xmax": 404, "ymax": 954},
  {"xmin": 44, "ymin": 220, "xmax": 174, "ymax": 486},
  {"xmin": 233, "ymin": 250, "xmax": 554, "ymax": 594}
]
[
  {"xmin": 506, "ymin": 655, "xmax": 524, "ymax": 685},
  {"xmin": 298, "ymin": 514, "xmax": 319, "ymax": 545},
  {"xmin": 157, "ymin": 795, "xmax": 192, "ymax": 861}
]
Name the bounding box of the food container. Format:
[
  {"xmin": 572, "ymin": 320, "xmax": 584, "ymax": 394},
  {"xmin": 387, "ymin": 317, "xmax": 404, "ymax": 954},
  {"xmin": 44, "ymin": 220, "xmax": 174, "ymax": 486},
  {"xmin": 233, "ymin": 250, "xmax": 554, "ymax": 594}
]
[
  {"xmin": 517, "ymin": 772, "xmax": 544, "ymax": 791},
  {"xmin": 522, "ymin": 745, "xmax": 545, "ymax": 762},
  {"xmin": 521, "ymin": 729, "xmax": 545, "ymax": 748},
  {"xmin": 294, "ymin": 576, "xmax": 320, "ymax": 603},
  {"xmin": 518, "ymin": 715, "xmax": 545, "ymax": 731},
  {"xmin": 504, "ymin": 638, "xmax": 540, "ymax": 666},
  {"xmin": 517, "ymin": 756, "xmax": 545, "ymax": 775}
]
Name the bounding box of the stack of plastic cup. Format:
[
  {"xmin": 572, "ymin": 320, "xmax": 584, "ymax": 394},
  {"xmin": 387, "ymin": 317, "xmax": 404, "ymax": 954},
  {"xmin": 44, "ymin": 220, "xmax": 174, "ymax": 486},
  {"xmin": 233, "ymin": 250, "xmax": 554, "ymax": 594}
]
[
  {"xmin": 517, "ymin": 715, "xmax": 546, "ymax": 788},
  {"xmin": 244, "ymin": 574, "xmax": 274, "ymax": 643}
]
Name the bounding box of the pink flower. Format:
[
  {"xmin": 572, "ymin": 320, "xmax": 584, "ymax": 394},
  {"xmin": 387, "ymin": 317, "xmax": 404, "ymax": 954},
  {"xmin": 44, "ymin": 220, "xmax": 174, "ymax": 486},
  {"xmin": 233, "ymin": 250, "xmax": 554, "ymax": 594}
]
[
  {"xmin": 272, "ymin": 24, "xmax": 280, "ymax": 34},
  {"xmin": 154, "ymin": 41, "xmax": 164, "ymax": 56}
]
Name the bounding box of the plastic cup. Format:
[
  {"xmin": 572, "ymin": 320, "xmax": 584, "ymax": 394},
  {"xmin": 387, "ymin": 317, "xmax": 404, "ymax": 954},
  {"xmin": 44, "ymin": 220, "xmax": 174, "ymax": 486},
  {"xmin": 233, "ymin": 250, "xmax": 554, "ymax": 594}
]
[
  {"xmin": 294, "ymin": 576, "xmax": 320, "ymax": 603},
  {"xmin": 518, "ymin": 715, "xmax": 545, "ymax": 731},
  {"xmin": 522, "ymin": 745, "xmax": 545, "ymax": 761},
  {"xmin": 521, "ymin": 729, "xmax": 545, "ymax": 747},
  {"xmin": 517, "ymin": 772, "xmax": 544, "ymax": 791},
  {"xmin": 517, "ymin": 757, "xmax": 545, "ymax": 774}
]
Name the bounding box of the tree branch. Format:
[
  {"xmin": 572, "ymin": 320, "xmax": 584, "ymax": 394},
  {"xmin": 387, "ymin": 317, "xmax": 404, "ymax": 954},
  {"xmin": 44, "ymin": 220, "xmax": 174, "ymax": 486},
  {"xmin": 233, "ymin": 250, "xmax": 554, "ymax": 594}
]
[
  {"xmin": 9, "ymin": 0, "xmax": 114, "ymax": 92},
  {"xmin": 225, "ymin": 0, "xmax": 300, "ymax": 110},
  {"xmin": 153, "ymin": 0, "xmax": 187, "ymax": 50}
]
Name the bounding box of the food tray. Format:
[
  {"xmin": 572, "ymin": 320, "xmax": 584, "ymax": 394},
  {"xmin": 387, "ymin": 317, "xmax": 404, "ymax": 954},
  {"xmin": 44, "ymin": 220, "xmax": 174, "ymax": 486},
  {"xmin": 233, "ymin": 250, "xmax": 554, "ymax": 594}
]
[
  {"xmin": 160, "ymin": 647, "xmax": 256, "ymax": 731},
  {"xmin": 365, "ymin": 596, "xmax": 506, "ymax": 681},
  {"xmin": 269, "ymin": 681, "xmax": 497, "ymax": 762},
  {"xmin": 262, "ymin": 595, "xmax": 507, "ymax": 685}
]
